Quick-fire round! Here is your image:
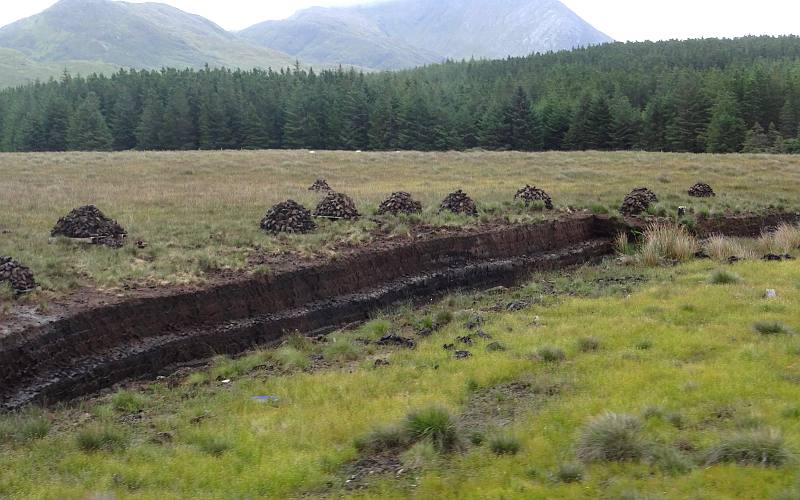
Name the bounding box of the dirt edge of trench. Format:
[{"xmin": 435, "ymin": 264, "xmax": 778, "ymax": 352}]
[{"xmin": 0, "ymin": 212, "xmax": 797, "ymax": 410}]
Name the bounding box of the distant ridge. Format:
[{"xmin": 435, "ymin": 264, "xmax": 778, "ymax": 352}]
[
  {"xmin": 240, "ymin": 0, "xmax": 613, "ymax": 70},
  {"xmin": 0, "ymin": 0, "xmax": 295, "ymax": 87}
]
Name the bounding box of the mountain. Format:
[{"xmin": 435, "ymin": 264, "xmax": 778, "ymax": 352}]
[
  {"xmin": 240, "ymin": 0, "xmax": 613, "ymax": 70},
  {"xmin": 0, "ymin": 0, "xmax": 295, "ymax": 87}
]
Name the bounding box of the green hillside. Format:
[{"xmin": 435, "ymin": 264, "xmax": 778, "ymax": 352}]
[
  {"xmin": 240, "ymin": 0, "xmax": 613, "ymax": 70},
  {"xmin": 0, "ymin": 0, "xmax": 295, "ymax": 88}
]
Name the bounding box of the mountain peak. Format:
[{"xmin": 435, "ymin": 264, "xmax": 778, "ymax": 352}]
[
  {"xmin": 241, "ymin": 0, "xmax": 612, "ymax": 70},
  {"xmin": 0, "ymin": 0, "xmax": 294, "ymax": 72}
]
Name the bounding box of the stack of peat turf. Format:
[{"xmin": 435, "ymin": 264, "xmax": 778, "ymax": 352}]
[
  {"xmin": 439, "ymin": 190, "xmax": 478, "ymax": 216},
  {"xmin": 514, "ymin": 185, "xmax": 554, "ymax": 210},
  {"xmin": 376, "ymin": 192, "xmax": 423, "ymax": 216},
  {"xmin": 51, "ymin": 205, "xmax": 127, "ymax": 248},
  {"xmin": 0, "ymin": 256, "xmax": 36, "ymax": 293},
  {"xmin": 308, "ymin": 178, "xmax": 332, "ymax": 192},
  {"xmin": 314, "ymin": 192, "xmax": 361, "ymax": 220},
  {"xmin": 260, "ymin": 200, "xmax": 317, "ymax": 234},
  {"xmin": 688, "ymin": 183, "xmax": 715, "ymax": 198},
  {"xmin": 620, "ymin": 188, "xmax": 658, "ymax": 216}
]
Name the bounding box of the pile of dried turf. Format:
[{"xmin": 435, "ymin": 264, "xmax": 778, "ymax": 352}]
[
  {"xmin": 514, "ymin": 185, "xmax": 554, "ymax": 210},
  {"xmin": 314, "ymin": 192, "xmax": 361, "ymax": 220},
  {"xmin": 260, "ymin": 200, "xmax": 317, "ymax": 234},
  {"xmin": 308, "ymin": 178, "xmax": 332, "ymax": 192},
  {"xmin": 376, "ymin": 192, "xmax": 423, "ymax": 216},
  {"xmin": 51, "ymin": 205, "xmax": 127, "ymax": 248},
  {"xmin": 439, "ymin": 190, "xmax": 478, "ymax": 216},
  {"xmin": 688, "ymin": 183, "xmax": 715, "ymax": 198},
  {"xmin": 0, "ymin": 256, "xmax": 36, "ymax": 293},
  {"xmin": 620, "ymin": 188, "xmax": 658, "ymax": 216}
]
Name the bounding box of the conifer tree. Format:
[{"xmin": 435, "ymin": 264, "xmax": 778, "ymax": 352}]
[
  {"xmin": 44, "ymin": 96, "xmax": 71, "ymax": 151},
  {"xmin": 66, "ymin": 93, "xmax": 112, "ymax": 151},
  {"xmin": 585, "ymin": 95, "xmax": 612, "ymax": 150},
  {"xmin": 666, "ymin": 77, "xmax": 711, "ymax": 152},
  {"xmin": 705, "ymin": 92, "xmax": 746, "ymax": 153},
  {"xmin": 160, "ymin": 87, "xmax": 195, "ymax": 150},
  {"xmin": 609, "ymin": 94, "xmax": 642, "ymax": 150},
  {"xmin": 341, "ymin": 85, "xmax": 370, "ymax": 150},
  {"xmin": 742, "ymin": 122, "xmax": 769, "ymax": 152},
  {"xmin": 240, "ymin": 102, "xmax": 270, "ymax": 149},
  {"xmin": 539, "ymin": 98, "xmax": 571, "ymax": 151},
  {"xmin": 135, "ymin": 91, "xmax": 164, "ymax": 150},
  {"xmin": 109, "ymin": 88, "xmax": 138, "ymax": 150}
]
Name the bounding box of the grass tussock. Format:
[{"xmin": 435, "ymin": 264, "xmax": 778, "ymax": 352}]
[
  {"xmin": 322, "ymin": 339, "xmax": 362, "ymax": 361},
  {"xmin": 552, "ymin": 462, "xmax": 584, "ymax": 483},
  {"xmin": 536, "ymin": 346, "xmax": 566, "ymax": 363},
  {"xmin": 355, "ymin": 405, "xmax": 461, "ymax": 456},
  {"xmin": 354, "ymin": 425, "xmax": 410, "ymax": 454},
  {"xmin": 759, "ymin": 223, "xmax": 800, "ymax": 255},
  {"xmin": 489, "ymin": 435, "xmax": 522, "ymax": 455},
  {"xmin": 191, "ymin": 434, "xmax": 233, "ymax": 456},
  {"xmin": 76, "ymin": 425, "xmax": 129, "ymax": 453},
  {"xmin": 576, "ymin": 413, "xmax": 646, "ymax": 462},
  {"xmin": 273, "ymin": 347, "xmax": 311, "ymax": 370},
  {"xmin": 640, "ymin": 223, "xmax": 698, "ymax": 267},
  {"xmin": 577, "ymin": 337, "xmax": 601, "ymax": 352},
  {"xmin": 704, "ymin": 235, "xmax": 758, "ymax": 261},
  {"xmin": 111, "ymin": 390, "xmax": 149, "ymax": 413},
  {"xmin": 705, "ymin": 428, "xmax": 792, "ymax": 466},
  {"xmin": 405, "ymin": 406, "xmax": 460, "ymax": 453},
  {"xmin": 615, "ymin": 231, "xmax": 635, "ymax": 255},
  {"xmin": 647, "ymin": 444, "xmax": 694, "ymax": 475},
  {"xmin": 709, "ymin": 269, "xmax": 742, "ymax": 285},
  {"xmin": 0, "ymin": 411, "xmax": 51, "ymax": 443},
  {"xmin": 753, "ymin": 321, "xmax": 797, "ymax": 336}
]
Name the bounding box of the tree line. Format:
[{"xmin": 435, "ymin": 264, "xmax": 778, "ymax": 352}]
[{"xmin": 3, "ymin": 35, "xmax": 800, "ymax": 153}]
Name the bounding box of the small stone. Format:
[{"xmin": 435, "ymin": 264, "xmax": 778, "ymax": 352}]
[
  {"xmin": 766, "ymin": 289, "xmax": 778, "ymax": 298},
  {"xmin": 454, "ymin": 350, "xmax": 472, "ymax": 359}
]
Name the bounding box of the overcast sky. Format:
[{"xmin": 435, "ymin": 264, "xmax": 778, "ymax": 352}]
[{"xmin": 1, "ymin": 0, "xmax": 800, "ymax": 40}]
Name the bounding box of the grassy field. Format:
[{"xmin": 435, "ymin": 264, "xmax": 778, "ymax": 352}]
[
  {"xmin": 2, "ymin": 257, "xmax": 800, "ymax": 498},
  {"xmin": 1, "ymin": 150, "xmax": 800, "ymax": 299}
]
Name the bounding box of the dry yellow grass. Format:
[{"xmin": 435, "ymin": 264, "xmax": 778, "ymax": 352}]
[
  {"xmin": 0, "ymin": 150, "xmax": 799, "ymax": 295},
  {"xmin": 704, "ymin": 235, "xmax": 760, "ymax": 261},
  {"xmin": 640, "ymin": 222, "xmax": 699, "ymax": 266}
]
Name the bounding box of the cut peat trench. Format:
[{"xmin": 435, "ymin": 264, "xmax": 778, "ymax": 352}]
[{"xmin": 1, "ymin": 212, "xmax": 797, "ymax": 410}]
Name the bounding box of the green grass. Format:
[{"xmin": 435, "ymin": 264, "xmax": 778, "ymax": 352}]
[
  {"xmin": 2, "ymin": 150, "xmax": 800, "ymax": 301},
  {"xmin": 753, "ymin": 321, "xmax": 797, "ymax": 336},
  {"xmin": 3, "ymin": 260, "xmax": 800, "ymax": 497},
  {"xmin": 488, "ymin": 434, "xmax": 522, "ymax": 455},
  {"xmin": 710, "ymin": 269, "xmax": 743, "ymax": 285}
]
